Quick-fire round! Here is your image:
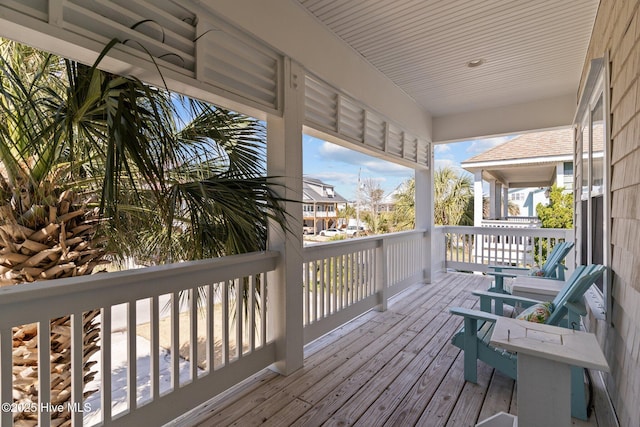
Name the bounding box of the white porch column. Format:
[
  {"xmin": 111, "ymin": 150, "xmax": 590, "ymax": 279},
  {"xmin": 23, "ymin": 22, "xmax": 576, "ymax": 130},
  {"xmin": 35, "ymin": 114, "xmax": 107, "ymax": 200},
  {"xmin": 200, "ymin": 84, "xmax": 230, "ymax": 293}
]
[
  {"xmin": 489, "ymin": 180, "xmax": 502, "ymax": 219},
  {"xmin": 415, "ymin": 154, "xmax": 433, "ymax": 283},
  {"xmin": 502, "ymin": 186, "xmax": 509, "ymax": 219},
  {"xmin": 555, "ymin": 162, "xmax": 566, "ymax": 188},
  {"xmin": 474, "ymin": 171, "xmax": 483, "ymax": 226},
  {"xmin": 266, "ymin": 58, "xmax": 304, "ymax": 375}
]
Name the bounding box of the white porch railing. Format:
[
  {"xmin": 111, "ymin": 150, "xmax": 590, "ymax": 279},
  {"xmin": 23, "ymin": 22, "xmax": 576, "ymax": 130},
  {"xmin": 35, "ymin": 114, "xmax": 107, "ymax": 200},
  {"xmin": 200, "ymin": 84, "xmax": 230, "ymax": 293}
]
[
  {"xmin": 481, "ymin": 217, "xmax": 541, "ymax": 227},
  {"xmin": 302, "ymin": 230, "xmax": 427, "ymax": 344},
  {"xmin": 0, "ymin": 230, "xmax": 429, "ymax": 426},
  {"xmin": 433, "ymin": 226, "xmax": 574, "ymax": 273},
  {"xmin": 0, "ymin": 251, "xmax": 278, "ymax": 427}
]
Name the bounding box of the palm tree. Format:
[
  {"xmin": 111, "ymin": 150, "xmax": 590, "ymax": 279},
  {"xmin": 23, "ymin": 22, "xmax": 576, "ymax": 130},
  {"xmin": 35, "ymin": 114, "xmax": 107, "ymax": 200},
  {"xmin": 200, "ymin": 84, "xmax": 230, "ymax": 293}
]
[
  {"xmin": 482, "ymin": 196, "xmax": 521, "ymax": 219},
  {"xmin": 0, "ymin": 38, "xmax": 287, "ymax": 425},
  {"xmin": 361, "ymin": 177, "xmax": 385, "ymax": 233},
  {"xmin": 433, "ymin": 166, "xmax": 473, "ymax": 226},
  {"xmin": 391, "ymin": 178, "xmax": 415, "ymax": 231}
]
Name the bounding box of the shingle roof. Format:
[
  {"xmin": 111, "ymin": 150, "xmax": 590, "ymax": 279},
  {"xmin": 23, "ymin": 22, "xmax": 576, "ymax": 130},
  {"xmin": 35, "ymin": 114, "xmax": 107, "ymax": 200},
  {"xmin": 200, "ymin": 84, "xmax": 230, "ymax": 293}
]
[
  {"xmin": 462, "ymin": 128, "xmax": 574, "ymax": 164},
  {"xmin": 302, "ymin": 177, "xmax": 348, "ymax": 203}
]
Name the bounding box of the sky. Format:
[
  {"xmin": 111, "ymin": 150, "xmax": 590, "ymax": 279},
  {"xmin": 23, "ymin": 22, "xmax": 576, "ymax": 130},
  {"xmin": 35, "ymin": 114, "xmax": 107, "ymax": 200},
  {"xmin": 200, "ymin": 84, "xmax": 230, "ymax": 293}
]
[
  {"xmin": 303, "ymin": 133, "xmax": 515, "ymax": 201},
  {"xmin": 303, "ymin": 134, "xmax": 412, "ymax": 200},
  {"xmin": 433, "ymin": 135, "xmax": 514, "ymax": 173}
]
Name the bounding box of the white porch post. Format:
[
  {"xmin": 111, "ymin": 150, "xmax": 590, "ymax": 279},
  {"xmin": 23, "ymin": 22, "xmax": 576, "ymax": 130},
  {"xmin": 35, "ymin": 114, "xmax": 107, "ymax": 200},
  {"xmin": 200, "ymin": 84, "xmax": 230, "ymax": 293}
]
[
  {"xmin": 489, "ymin": 180, "xmax": 501, "ymax": 219},
  {"xmin": 502, "ymin": 186, "xmax": 509, "ymax": 219},
  {"xmin": 266, "ymin": 58, "xmax": 304, "ymax": 375},
  {"xmin": 415, "ymin": 155, "xmax": 433, "ymax": 283},
  {"xmin": 474, "ymin": 171, "xmax": 483, "ymax": 226},
  {"xmin": 556, "ymin": 162, "xmax": 564, "ymax": 186}
]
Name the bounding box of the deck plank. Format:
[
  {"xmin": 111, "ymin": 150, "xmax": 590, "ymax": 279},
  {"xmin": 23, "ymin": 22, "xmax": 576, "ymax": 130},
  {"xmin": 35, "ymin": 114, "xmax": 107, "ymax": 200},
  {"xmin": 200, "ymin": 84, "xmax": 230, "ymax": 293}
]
[
  {"xmin": 197, "ymin": 317, "xmax": 389, "ymax": 426},
  {"xmin": 444, "ymin": 361, "xmax": 494, "ymax": 426},
  {"xmin": 220, "ymin": 314, "xmax": 408, "ymax": 425},
  {"xmin": 319, "ymin": 317, "xmax": 454, "ymax": 426},
  {"xmin": 351, "ymin": 283, "xmax": 484, "ymax": 425},
  {"xmin": 476, "ymin": 371, "xmax": 515, "ymax": 422},
  {"xmin": 414, "ymin": 351, "xmax": 467, "ymax": 426},
  {"xmin": 180, "ymin": 273, "xmax": 609, "ymax": 427}
]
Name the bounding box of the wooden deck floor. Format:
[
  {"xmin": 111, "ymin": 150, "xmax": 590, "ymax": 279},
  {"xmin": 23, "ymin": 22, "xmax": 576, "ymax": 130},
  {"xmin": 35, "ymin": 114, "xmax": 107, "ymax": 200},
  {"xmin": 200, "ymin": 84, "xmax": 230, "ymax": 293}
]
[{"xmin": 176, "ymin": 273, "xmax": 613, "ymax": 427}]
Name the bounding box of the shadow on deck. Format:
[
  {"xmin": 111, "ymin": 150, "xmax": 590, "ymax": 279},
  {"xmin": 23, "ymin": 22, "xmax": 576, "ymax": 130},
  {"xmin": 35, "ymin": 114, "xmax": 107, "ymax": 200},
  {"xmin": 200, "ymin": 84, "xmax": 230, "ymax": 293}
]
[{"xmin": 174, "ymin": 273, "xmax": 613, "ymax": 427}]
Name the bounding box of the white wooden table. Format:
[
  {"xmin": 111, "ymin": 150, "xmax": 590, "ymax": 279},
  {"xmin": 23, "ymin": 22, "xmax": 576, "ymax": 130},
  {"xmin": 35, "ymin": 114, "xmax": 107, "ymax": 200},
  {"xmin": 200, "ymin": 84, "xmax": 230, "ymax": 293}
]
[
  {"xmin": 510, "ymin": 276, "xmax": 565, "ymax": 300},
  {"xmin": 489, "ymin": 318, "xmax": 609, "ymax": 427}
]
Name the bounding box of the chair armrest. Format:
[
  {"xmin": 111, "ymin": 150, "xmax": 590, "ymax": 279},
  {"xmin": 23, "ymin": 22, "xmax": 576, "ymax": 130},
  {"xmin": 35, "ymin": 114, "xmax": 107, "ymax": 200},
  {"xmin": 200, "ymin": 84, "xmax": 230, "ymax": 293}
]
[
  {"xmin": 472, "ymin": 290, "xmax": 543, "ymax": 308},
  {"xmin": 449, "ymin": 307, "xmax": 500, "ymax": 322},
  {"xmin": 564, "ymin": 301, "xmax": 587, "ymax": 316},
  {"xmin": 486, "ymin": 271, "xmax": 520, "ymax": 279},
  {"xmin": 487, "ymin": 265, "xmax": 530, "ymax": 272}
]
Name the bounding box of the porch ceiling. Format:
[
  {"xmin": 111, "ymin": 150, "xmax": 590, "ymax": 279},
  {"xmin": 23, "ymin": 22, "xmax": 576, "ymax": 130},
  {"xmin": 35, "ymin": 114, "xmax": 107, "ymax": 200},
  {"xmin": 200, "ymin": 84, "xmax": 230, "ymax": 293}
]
[
  {"xmin": 470, "ymin": 163, "xmax": 559, "ymax": 188},
  {"xmin": 297, "ymin": 0, "xmax": 599, "ymax": 141}
]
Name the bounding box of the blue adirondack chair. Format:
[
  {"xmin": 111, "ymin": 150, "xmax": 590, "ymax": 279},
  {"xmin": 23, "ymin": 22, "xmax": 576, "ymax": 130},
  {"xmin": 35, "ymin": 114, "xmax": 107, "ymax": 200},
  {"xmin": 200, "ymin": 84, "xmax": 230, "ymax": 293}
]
[
  {"xmin": 450, "ymin": 264, "xmax": 605, "ymax": 421},
  {"xmin": 487, "ymin": 241, "xmax": 575, "ymax": 294}
]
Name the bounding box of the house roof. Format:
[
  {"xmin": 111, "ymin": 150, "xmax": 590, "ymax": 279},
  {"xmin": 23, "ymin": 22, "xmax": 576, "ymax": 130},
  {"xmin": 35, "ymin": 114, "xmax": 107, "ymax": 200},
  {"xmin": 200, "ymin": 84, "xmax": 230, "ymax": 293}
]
[
  {"xmin": 303, "ymin": 177, "xmax": 348, "ymax": 203},
  {"xmin": 462, "ymin": 128, "xmax": 574, "ymax": 165},
  {"xmin": 459, "ymin": 127, "xmax": 605, "ymax": 188}
]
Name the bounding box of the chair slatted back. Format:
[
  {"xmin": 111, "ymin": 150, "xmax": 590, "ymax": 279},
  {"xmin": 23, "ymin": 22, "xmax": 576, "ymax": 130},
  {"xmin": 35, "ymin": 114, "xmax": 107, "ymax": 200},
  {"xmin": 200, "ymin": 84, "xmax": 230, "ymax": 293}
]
[
  {"xmin": 540, "ymin": 241, "xmax": 575, "ymax": 279},
  {"xmin": 546, "ymin": 264, "xmax": 605, "ymax": 325}
]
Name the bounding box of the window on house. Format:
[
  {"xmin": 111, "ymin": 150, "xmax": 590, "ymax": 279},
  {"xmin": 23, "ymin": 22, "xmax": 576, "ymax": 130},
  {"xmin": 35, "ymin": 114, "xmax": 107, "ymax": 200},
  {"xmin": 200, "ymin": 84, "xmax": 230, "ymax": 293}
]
[
  {"xmin": 575, "ymin": 56, "xmax": 610, "ymax": 319},
  {"xmin": 563, "ymin": 162, "xmax": 574, "ymax": 190}
]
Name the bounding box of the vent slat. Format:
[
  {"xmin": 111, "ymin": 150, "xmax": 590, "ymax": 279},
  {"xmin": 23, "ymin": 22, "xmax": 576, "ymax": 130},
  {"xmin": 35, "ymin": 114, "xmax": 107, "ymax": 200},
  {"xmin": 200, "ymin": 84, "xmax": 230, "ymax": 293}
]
[
  {"xmin": 305, "ymin": 74, "xmax": 428, "ymax": 167},
  {"xmin": 1, "ymin": 0, "xmax": 47, "ymax": 21},
  {"xmin": 62, "ymin": 2, "xmax": 195, "ymax": 71}
]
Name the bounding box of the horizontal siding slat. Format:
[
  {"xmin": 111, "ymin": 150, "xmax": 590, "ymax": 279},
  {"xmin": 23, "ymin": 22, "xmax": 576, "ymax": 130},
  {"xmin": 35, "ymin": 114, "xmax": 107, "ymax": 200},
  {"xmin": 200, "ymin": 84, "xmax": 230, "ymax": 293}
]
[
  {"xmin": 70, "ymin": 0, "xmax": 195, "ymax": 50},
  {"xmin": 108, "ymin": 0, "xmax": 196, "ymax": 38},
  {"xmin": 2, "ymin": 0, "xmax": 47, "ymax": 21},
  {"xmin": 304, "ymin": 74, "xmax": 428, "ymax": 167},
  {"xmin": 203, "ymin": 31, "xmax": 278, "ymax": 76},
  {"xmin": 201, "ymin": 55, "xmax": 276, "ymax": 97},
  {"xmin": 62, "ymin": 3, "xmax": 195, "ymax": 71}
]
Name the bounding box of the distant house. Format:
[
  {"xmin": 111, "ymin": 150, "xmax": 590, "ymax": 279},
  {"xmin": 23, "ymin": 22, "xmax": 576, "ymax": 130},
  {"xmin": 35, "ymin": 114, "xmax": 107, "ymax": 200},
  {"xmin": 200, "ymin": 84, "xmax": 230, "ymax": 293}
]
[
  {"xmin": 461, "ymin": 128, "xmax": 577, "ymax": 227},
  {"xmin": 302, "ymin": 177, "xmax": 348, "ymax": 234},
  {"xmin": 461, "ymin": 128, "xmax": 580, "ymax": 266},
  {"xmin": 377, "ymin": 187, "xmax": 400, "ymax": 213}
]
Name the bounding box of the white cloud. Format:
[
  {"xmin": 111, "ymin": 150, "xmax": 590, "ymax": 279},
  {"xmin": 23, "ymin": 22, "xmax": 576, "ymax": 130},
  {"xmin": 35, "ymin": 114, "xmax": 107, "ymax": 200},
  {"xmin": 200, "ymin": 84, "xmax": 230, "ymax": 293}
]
[
  {"xmin": 311, "ymin": 171, "xmax": 358, "ymax": 187},
  {"xmin": 319, "ymin": 141, "xmax": 412, "ymax": 177},
  {"xmin": 466, "ymin": 135, "xmax": 515, "ymax": 155},
  {"xmin": 433, "ymin": 144, "xmax": 451, "ymax": 154},
  {"xmin": 435, "ymin": 158, "xmax": 455, "ymax": 170},
  {"xmin": 319, "ymin": 142, "xmax": 349, "ymax": 156},
  {"xmin": 434, "ymin": 159, "xmax": 472, "ymax": 178}
]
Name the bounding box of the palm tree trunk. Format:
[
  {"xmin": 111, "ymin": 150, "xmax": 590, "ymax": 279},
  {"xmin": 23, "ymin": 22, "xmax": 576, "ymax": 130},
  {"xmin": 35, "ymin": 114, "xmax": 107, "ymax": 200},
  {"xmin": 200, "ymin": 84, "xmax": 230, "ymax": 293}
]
[{"xmin": 3, "ymin": 191, "xmax": 105, "ymax": 426}]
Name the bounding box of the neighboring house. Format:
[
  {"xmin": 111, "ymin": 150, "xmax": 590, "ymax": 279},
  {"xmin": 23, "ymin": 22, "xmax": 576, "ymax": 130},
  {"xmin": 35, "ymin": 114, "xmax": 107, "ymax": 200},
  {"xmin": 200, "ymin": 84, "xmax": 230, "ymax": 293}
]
[
  {"xmin": 377, "ymin": 186, "xmax": 400, "ymax": 212},
  {"xmin": 461, "ymin": 128, "xmax": 578, "ymax": 265},
  {"xmin": 302, "ymin": 177, "xmax": 348, "ymax": 234},
  {"xmin": 461, "ymin": 128, "xmax": 577, "ymax": 226}
]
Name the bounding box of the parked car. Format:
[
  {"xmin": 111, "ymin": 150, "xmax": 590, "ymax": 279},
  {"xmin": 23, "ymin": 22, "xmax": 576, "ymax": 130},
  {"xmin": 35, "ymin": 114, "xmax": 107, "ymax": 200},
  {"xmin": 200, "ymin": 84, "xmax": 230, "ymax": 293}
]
[
  {"xmin": 345, "ymin": 225, "xmax": 365, "ymax": 237},
  {"xmin": 319, "ymin": 228, "xmax": 345, "ymax": 237},
  {"xmin": 303, "ymin": 226, "xmax": 315, "ymax": 235}
]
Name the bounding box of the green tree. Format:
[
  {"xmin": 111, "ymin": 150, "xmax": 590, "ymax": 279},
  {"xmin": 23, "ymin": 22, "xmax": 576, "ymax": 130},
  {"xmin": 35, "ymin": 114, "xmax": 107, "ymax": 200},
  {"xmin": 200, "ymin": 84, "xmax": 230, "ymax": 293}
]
[
  {"xmin": 462, "ymin": 194, "xmax": 521, "ymax": 226},
  {"xmin": 536, "ymin": 185, "xmax": 573, "ymax": 228},
  {"xmin": 483, "ymin": 196, "xmax": 521, "ymax": 218},
  {"xmin": 434, "ymin": 166, "xmax": 473, "ymax": 225},
  {"xmin": 0, "ymin": 38, "xmax": 287, "ymax": 424},
  {"xmin": 337, "ymin": 203, "xmax": 355, "ymax": 224},
  {"xmin": 534, "ymin": 185, "xmax": 573, "ymax": 265},
  {"xmin": 392, "ymin": 178, "xmax": 415, "ymax": 231},
  {"xmin": 362, "ymin": 177, "xmax": 385, "ymax": 233}
]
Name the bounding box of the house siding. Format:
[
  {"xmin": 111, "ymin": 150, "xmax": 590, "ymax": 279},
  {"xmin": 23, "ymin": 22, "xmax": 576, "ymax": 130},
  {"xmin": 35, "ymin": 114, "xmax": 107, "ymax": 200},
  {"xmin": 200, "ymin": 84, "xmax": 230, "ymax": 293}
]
[{"xmin": 581, "ymin": 0, "xmax": 640, "ymax": 425}]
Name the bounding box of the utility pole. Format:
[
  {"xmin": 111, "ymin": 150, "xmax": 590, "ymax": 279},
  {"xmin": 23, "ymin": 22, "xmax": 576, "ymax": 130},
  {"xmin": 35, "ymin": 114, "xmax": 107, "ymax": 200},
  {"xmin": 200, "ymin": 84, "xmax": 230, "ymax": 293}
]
[{"xmin": 356, "ymin": 168, "xmax": 361, "ymax": 229}]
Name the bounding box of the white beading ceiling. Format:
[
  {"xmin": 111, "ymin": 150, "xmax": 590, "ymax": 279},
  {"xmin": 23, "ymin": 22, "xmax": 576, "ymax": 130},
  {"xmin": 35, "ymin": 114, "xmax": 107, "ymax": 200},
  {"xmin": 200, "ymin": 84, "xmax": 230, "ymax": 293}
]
[{"xmin": 297, "ymin": 0, "xmax": 599, "ymax": 118}]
